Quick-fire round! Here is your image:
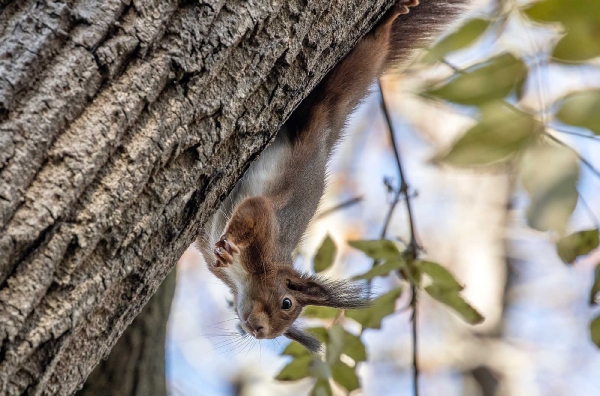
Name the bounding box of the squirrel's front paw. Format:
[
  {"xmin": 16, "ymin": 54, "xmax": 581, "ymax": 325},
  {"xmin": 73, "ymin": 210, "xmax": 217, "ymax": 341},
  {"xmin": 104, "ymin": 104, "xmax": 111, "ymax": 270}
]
[
  {"xmin": 213, "ymin": 236, "xmax": 240, "ymax": 267},
  {"xmin": 395, "ymin": 0, "xmax": 419, "ymax": 16}
]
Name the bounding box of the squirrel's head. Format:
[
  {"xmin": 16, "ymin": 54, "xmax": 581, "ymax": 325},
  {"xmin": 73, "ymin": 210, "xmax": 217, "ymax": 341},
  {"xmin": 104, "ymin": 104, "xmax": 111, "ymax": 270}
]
[{"xmin": 231, "ymin": 264, "xmax": 370, "ymax": 352}]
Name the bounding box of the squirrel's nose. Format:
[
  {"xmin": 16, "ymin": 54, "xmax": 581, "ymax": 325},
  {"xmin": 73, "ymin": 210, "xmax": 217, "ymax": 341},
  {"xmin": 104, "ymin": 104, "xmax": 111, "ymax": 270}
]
[
  {"xmin": 252, "ymin": 326, "xmax": 264, "ymax": 337},
  {"xmin": 246, "ymin": 318, "xmax": 266, "ymax": 338}
]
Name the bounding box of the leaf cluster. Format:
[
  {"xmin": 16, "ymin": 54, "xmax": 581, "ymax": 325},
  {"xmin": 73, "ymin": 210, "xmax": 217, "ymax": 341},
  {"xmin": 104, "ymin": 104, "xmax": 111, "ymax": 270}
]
[{"xmin": 421, "ymin": 0, "xmax": 600, "ymax": 346}]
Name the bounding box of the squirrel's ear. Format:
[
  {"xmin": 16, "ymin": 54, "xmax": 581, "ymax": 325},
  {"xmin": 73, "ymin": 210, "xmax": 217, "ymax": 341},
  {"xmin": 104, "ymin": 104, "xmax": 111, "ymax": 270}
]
[
  {"xmin": 284, "ymin": 326, "xmax": 322, "ymax": 353},
  {"xmin": 286, "ymin": 274, "xmax": 371, "ymax": 309}
]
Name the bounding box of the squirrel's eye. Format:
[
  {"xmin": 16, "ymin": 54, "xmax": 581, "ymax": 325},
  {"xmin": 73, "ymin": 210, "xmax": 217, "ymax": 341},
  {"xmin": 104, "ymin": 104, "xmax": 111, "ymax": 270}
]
[{"xmin": 281, "ymin": 297, "xmax": 293, "ymax": 310}]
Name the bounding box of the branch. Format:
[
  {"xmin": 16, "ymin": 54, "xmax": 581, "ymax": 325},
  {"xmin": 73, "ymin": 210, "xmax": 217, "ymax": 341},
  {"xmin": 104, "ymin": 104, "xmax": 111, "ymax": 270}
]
[
  {"xmin": 545, "ymin": 132, "xmax": 600, "ymax": 180},
  {"xmin": 551, "ymin": 126, "xmax": 600, "ymax": 142},
  {"xmin": 378, "ymin": 78, "xmax": 421, "ymax": 396},
  {"xmin": 315, "ymin": 196, "xmax": 364, "ymax": 220}
]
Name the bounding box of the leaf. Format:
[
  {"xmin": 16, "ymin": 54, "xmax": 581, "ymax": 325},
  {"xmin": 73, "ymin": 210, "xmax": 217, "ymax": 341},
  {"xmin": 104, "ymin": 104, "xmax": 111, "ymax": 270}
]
[
  {"xmin": 307, "ymin": 327, "xmax": 329, "ymax": 343},
  {"xmin": 524, "ymin": 0, "xmax": 600, "ymax": 61},
  {"xmin": 521, "ymin": 140, "xmax": 580, "ymax": 234},
  {"xmin": 590, "ymin": 264, "xmax": 600, "ymax": 305},
  {"xmin": 275, "ymin": 355, "xmax": 313, "ymax": 381},
  {"xmin": 346, "ymin": 288, "xmax": 403, "ymax": 329},
  {"xmin": 326, "ymin": 325, "xmax": 346, "ymax": 365},
  {"xmin": 310, "ymin": 358, "xmax": 331, "ymax": 381},
  {"xmin": 425, "ymin": 285, "xmax": 484, "ymax": 324},
  {"xmin": 282, "ymin": 341, "xmax": 311, "ymax": 357},
  {"xmin": 426, "ymin": 53, "xmax": 528, "ymax": 106},
  {"xmin": 348, "ymin": 239, "xmax": 402, "ymax": 260},
  {"xmin": 405, "ymin": 261, "xmax": 422, "ymax": 287},
  {"xmin": 314, "ymin": 235, "xmax": 337, "ymax": 273},
  {"xmin": 437, "ymin": 102, "xmax": 540, "ymax": 167},
  {"xmin": 524, "ymin": 0, "xmax": 600, "ymax": 24},
  {"xmin": 331, "ymin": 360, "xmax": 360, "ymax": 392},
  {"xmin": 342, "ymin": 331, "xmax": 367, "ymax": 362},
  {"xmin": 353, "ymin": 258, "xmax": 406, "ymax": 280},
  {"xmin": 556, "ymin": 90, "xmax": 600, "ymax": 136},
  {"xmin": 556, "ymin": 229, "xmax": 599, "ymax": 264},
  {"xmin": 553, "ymin": 21, "xmax": 600, "ymax": 61},
  {"xmin": 591, "ymin": 315, "xmax": 600, "ymax": 348},
  {"xmin": 423, "ymin": 18, "xmax": 491, "ymax": 64},
  {"xmin": 524, "ymin": 0, "xmax": 600, "ymax": 26},
  {"xmin": 311, "ymin": 378, "xmax": 332, "ymax": 396},
  {"xmin": 417, "ymin": 261, "xmax": 464, "ymax": 291},
  {"xmin": 302, "ymin": 306, "xmax": 340, "ymax": 319}
]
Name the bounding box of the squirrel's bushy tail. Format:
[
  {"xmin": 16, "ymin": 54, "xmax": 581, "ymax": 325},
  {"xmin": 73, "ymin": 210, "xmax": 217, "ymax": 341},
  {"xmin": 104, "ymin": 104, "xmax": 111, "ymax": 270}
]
[{"xmin": 386, "ymin": 0, "xmax": 472, "ymax": 71}]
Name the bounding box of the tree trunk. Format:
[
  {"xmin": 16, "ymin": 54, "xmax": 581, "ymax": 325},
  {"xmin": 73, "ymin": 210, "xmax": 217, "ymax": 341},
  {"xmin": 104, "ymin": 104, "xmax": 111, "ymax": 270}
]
[
  {"xmin": 77, "ymin": 268, "xmax": 176, "ymax": 396},
  {"xmin": 0, "ymin": 0, "xmax": 398, "ymax": 394}
]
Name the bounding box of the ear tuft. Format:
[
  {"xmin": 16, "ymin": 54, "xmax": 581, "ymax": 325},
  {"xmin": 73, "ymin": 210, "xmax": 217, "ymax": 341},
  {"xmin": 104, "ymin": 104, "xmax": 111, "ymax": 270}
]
[
  {"xmin": 287, "ymin": 273, "xmax": 372, "ymax": 309},
  {"xmin": 284, "ymin": 326, "xmax": 322, "ymax": 353}
]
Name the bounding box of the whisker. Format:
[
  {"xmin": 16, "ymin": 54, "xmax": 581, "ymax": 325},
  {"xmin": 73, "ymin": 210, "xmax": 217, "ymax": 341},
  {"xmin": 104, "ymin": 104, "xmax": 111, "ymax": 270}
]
[
  {"xmin": 228, "ymin": 335, "xmax": 253, "ymax": 358},
  {"xmin": 180, "ymin": 332, "xmax": 240, "ymax": 344},
  {"xmin": 199, "ymin": 324, "xmax": 237, "ymax": 331},
  {"xmin": 209, "ymin": 317, "xmax": 240, "ymax": 325},
  {"xmin": 236, "ymin": 337, "xmax": 256, "ymax": 361},
  {"xmin": 208, "ymin": 335, "xmax": 248, "ymax": 352}
]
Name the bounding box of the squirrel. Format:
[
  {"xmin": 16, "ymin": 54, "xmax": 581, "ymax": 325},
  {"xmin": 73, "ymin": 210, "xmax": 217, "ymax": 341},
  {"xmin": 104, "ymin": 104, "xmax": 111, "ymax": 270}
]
[{"xmin": 196, "ymin": 0, "xmax": 468, "ymax": 352}]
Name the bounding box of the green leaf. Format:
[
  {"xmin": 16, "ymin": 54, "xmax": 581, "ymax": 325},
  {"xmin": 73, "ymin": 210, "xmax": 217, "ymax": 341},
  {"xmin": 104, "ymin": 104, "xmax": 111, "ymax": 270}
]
[
  {"xmin": 314, "ymin": 235, "xmax": 337, "ymax": 273},
  {"xmin": 346, "ymin": 288, "xmax": 403, "ymax": 329},
  {"xmin": 426, "ymin": 53, "xmax": 528, "ymax": 106},
  {"xmin": 311, "ymin": 378, "xmax": 332, "ymax": 396},
  {"xmin": 437, "ymin": 102, "xmax": 540, "ymax": 167},
  {"xmin": 302, "ymin": 306, "xmax": 340, "ymax": 319},
  {"xmin": 307, "ymin": 327, "xmax": 329, "ymax": 343},
  {"xmin": 556, "ymin": 229, "xmax": 599, "ymax": 264},
  {"xmin": 423, "ymin": 18, "xmax": 491, "ymax": 64},
  {"xmin": 425, "ymin": 285, "xmax": 484, "ymax": 324},
  {"xmin": 591, "ymin": 315, "xmax": 600, "ymax": 348},
  {"xmin": 310, "ymin": 358, "xmax": 331, "ymax": 380},
  {"xmin": 342, "ymin": 331, "xmax": 367, "ymax": 362},
  {"xmin": 524, "ymin": 0, "xmax": 600, "ymax": 61},
  {"xmin": 275, "ymin": 356, "xmax": 313, "ymax": 381},
  {"xmin": 521, "ymin": 140, "xmax": 580, "ymax": 234},
  {"xmin": 282, "ymin": 341, "xmax": 311, "ymax": 357},
  {"xmin": 331, "ymin": 360, "xmax": 360, "ymax": 392},
  {"xmin": 590, "ymin": 264, "xmax": 600, "ymax": 305},
  {"xmin": 405, "ymin": 261, "xmax": 422, "ymax": 287},
  {"xmin": 353, "ymin": 258, "xmax": 406, "ymax": 280},
  {"xmin": 556, "ymin": 90, "xmax": 600, "ymax": 136},
  {"xmin": 348, "ymin": 239, "xmax": 402, "ymax": 260},
  {"xmin": 524, "ymin": 0, "xmax": 600, "ymax": 24},
  {"xmin": 553, "ymin": 21, "xmax": 600, "ymax": 61},
  {"xmin": 417, "ymin": 260, "xmax": 464, "ymax": 291},
  {"xmin": 326, "ymin": 325, "xmax": 346, "ymax": 365}
]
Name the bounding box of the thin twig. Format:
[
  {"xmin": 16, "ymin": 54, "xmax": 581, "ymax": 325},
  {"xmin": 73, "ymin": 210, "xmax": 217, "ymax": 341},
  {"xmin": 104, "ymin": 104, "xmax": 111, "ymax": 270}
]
[
  {"xmin": 315, "ymin": 196, "xmax": 364, "ymax": 220},
  {"xmin": 577, "ymin": 189, "xmax": 600, "ymax": 229},
  {"xmin": 545, "ymin": 132, "xmax": 600, "ymax": 179},
  {"xmin": 411, "ymin": 284, "xmax": 418, "ymax": 396},
  {"xmin": 378, "ymin": 79, "xmax": 421, "ymax": 396},
  {"xmin": 378, "ymin": 83, "xmax": 421, "ymax": 252},
  {"xmin": 551, "ymin": 127, "xmax": 600, "ymax": 142}
]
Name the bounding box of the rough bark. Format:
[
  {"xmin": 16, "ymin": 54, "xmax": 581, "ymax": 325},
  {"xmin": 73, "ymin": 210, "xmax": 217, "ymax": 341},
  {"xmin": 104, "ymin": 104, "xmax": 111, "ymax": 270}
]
[
  {"xmin": 77, "ymin": 268, "xmax": 175, "ymax": 396},
  {"xmin": 0, "ymin": 0, "xmax": 398, "ymax": 394}
]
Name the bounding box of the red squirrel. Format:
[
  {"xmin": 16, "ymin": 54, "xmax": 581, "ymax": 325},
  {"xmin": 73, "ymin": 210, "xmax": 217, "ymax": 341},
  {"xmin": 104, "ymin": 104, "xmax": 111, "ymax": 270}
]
[{"xmin": 196, "ymin": 0, "xmax": 467, "ymax": 352}]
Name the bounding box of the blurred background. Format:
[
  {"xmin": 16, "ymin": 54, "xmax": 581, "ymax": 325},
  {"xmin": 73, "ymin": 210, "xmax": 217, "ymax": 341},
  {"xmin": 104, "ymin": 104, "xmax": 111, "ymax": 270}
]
[{"xmin": 166, "ymin": 0, "xmax": 600, "ymax": 394}]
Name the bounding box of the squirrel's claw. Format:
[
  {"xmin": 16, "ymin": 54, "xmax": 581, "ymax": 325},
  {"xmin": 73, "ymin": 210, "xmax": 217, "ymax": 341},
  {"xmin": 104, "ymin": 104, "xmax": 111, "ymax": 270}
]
[
  {"xmin": 214, "ymin": 237, "xmax": 240, "ymax": 267},
  {"xmin": 395, "ymin": 0, "xmax": 419, "ymax": 16}
]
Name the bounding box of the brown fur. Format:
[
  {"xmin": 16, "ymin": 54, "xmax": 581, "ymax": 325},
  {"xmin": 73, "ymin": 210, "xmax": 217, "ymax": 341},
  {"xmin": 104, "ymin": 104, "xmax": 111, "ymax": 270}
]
[{"xmin": 197, "ymin": 0, "xmax": 470, "ymax": 352}]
